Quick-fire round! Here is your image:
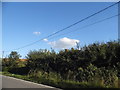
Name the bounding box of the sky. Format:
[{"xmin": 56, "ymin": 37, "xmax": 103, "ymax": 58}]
[
  {"xmin": 0, "ymin": 2, "xmax": 2, "ymax": 58},
  {"xmin": 2, "ymin": 2, "xmax": 118, "ymax": 58}
]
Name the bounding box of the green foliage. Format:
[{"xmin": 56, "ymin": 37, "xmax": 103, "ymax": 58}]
[
  {"xmin": 76, "ymin": 64, "xmax": 119, "ymax": 88},
  {"xmin": 2, "ymin": 51, "xmax": 21, "ymax": 70},
  {"xmin": 2, "ymin": 41, "xmax": 120, "ymax": 88},
  {"xmin": 25, "ymin": 41, "xmax": 120, "ymax": 88},
  {"xmin": 26, "ymin": 49, "xmax": 56, "ymax": 73}
]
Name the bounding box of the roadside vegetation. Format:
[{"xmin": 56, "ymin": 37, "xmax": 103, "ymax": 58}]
[{"xmin": 2, "ymin": 41, "xmax": 120, "ymax": 88}]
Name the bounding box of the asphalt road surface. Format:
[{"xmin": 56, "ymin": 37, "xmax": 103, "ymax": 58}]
[{"xmin": 2, "ymin": 75, "xmax": 60, "ymax": 89}]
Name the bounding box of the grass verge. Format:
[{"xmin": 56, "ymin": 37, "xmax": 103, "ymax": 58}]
[{"xmin": 1, "ymin": 71, "xmax": 110, "ymax": 89}]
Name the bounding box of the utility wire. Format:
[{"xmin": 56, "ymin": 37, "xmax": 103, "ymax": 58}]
[
  {"xmin": 48, "ymin": 13, "xmax": 120, "ymax": 40},
  {"xmin": 43, "ymin": 1, "xmax": 119, "ymax": 39},
  {"xmin": 3, "ymin": 2, "xmax": 120, "ymax": 52}
]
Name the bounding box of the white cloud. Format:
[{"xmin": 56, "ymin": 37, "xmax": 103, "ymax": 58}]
[
  {"xmin": 48, "ymin": 37, "xmax": 80, "ymax": 49},
  {"xmin": 43, "ymin": 38, "xmax": 48, "ymax": 42},
  {"xmin": 33, "ymin": 32, "xmax": 41, "ymax": 35}
]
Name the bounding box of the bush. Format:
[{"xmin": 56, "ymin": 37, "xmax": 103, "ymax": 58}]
[{"xmin": 76, "ymin": 64, "xmax": 119, "ymax": 88}]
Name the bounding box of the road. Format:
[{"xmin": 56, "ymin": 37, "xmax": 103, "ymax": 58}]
[{"xmin": 2, "ymin": 75, "xmax": 60, "ymax": 89}]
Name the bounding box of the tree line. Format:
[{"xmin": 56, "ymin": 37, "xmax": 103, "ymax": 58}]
[{"xmin": 2, "ymin": 40, "xmax": 120, "ymax": 88}]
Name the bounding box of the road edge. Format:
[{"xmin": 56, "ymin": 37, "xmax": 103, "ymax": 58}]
[{"xmin": 2, "ymin": 75, "xmax": 61, "ymax": 89}]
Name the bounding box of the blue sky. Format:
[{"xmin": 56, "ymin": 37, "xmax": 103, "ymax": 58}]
[{"xmin": 2, "ymin": 2, "xmax": 118, "ymax": 58}]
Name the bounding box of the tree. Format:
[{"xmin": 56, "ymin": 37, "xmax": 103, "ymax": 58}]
[
  {"xmin": 26, "ymin": 49, "xmax": 54, "ymax": 73},
  {"xmin": 8, "ymin": 51, "xmax": 21, "ymax": 68}
]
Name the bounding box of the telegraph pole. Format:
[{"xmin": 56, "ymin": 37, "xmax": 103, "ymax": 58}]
[
  {"xmin": 76, "ymin": 42, "xmax": 80, "ymax": 50},
  {"xmin": 2, "ymin": 51, "xmax": 4, "ymax": 59}
]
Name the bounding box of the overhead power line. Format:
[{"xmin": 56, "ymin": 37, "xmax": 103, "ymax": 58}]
[
  {"xmin": 3, "ymin": 2, "xmax": 120, "ymax": 52},
  {"xmin": 48, "ymin": 13, "xmax": 120, "ymax": 40}
]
